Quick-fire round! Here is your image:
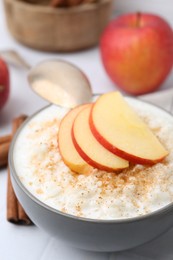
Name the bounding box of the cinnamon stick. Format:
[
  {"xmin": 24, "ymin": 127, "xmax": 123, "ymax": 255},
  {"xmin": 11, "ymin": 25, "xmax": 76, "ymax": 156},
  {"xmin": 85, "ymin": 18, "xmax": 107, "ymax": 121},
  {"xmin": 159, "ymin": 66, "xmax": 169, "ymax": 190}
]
[
  {"xmin": 7, "ymin": 115, "xmax": 32, "ymax": 225},
  {"xmin": 50, "ymin": 0, "xmax": 83, "ymax": 7},
  {"xmin": 50, "ymin": 0, "xmax": 66, "ymax": 7},
  {"xmin": 7, "ymin": 167, "xmax": 18, "ymax": 223},
  {"xmin": 0, "ymin": 141, "xmax": 11, "ymax": 168},
  {"xmin": 18, "ymin": 202, "xmax": 32, "ymax": 225},
  {"xmin": 0, "ymin": 135, "xmax": 11, "ymax": 168},
  {"xmin": 0, "ymin": 135, "xmax": 11, "ymax": 144}
]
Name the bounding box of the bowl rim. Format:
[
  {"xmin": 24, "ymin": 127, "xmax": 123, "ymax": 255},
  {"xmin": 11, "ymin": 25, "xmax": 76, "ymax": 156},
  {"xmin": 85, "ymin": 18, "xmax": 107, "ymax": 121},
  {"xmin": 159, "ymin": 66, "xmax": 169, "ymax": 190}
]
[
  {"xmin": 5, "ymin": 0, "xmax": 112, "ymax": 14},
  {"xmin": 9, "ymin": 95, "xmax": 173, "ymax": 224}
]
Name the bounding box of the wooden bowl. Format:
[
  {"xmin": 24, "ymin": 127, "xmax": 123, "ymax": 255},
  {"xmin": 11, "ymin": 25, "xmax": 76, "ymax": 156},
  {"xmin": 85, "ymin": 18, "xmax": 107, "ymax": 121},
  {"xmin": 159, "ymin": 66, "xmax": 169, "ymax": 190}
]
[{"xmin": 4, "ymin": 0, "xmax": 113, "ymax": 52}]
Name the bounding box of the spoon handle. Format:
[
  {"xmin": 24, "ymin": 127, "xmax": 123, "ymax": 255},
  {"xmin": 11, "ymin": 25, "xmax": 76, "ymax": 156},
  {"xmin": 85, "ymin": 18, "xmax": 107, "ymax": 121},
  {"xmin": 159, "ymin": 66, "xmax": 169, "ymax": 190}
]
[{"xmin": 0, "ymin": 50, "xmax": 31, "ymax": 70}]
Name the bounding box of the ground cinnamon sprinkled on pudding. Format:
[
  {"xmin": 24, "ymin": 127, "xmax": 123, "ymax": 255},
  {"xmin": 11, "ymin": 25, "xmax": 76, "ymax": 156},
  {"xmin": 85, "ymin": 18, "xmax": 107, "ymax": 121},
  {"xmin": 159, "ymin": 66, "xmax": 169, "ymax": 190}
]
[{"xmin": 13, "ymin": 101, "xmax": 173, "ymax": 220}]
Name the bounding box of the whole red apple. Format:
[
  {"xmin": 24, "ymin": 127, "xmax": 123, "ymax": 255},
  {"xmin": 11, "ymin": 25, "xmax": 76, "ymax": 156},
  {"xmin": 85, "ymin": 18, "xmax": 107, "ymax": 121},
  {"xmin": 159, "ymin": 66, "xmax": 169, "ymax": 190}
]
[
  {"xmin": 0, "ymin": 58, "xmax": 10, "ymax": 110},
  {"xmin": 100, "ymin": 13, "xmax": 173, "ymax": 95}
]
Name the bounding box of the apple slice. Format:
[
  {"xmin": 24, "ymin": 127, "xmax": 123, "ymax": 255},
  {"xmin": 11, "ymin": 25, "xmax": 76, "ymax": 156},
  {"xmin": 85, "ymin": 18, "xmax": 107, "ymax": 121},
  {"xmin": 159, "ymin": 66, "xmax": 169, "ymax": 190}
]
[
  {"xmin": 58, "ymin": 104, "xmax": 92, "ymax": 174},
  {"xmin": 72, "ymin": 105, "xmax": 129, "ymax": 171},
  {"xmin": 90, "ymin": 91, "xmax": 168, "ymax": 164}
]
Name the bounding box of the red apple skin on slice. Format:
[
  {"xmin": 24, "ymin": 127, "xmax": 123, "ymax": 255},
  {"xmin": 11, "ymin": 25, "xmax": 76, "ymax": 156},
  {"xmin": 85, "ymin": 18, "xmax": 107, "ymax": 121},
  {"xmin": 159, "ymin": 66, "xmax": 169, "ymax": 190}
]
[
  {"xmin": 72, "ymin": 104, "xmax": 129, "ymax": 172},
  {"xmin": 90, "ymin": 92, "xmax": 168, "ymax": 165},
  {"xmin": 58, "ymin": 104, "xmax": 93, "ymax": 174}
]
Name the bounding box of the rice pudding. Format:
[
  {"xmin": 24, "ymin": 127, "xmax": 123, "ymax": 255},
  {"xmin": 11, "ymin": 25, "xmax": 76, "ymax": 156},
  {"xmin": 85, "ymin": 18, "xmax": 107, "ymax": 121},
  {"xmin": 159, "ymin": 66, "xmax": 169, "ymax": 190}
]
[{"xmin": 13, "ymin": 98, "xmax": 173, "ymax": 220}]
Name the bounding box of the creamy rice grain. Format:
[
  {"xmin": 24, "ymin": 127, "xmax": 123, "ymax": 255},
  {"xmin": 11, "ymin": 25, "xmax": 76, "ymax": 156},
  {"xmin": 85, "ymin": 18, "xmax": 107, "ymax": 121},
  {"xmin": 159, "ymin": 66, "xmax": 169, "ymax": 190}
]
[{"xmin": 13, "ymin": 101, "xmax": 173, "ymax": 220}]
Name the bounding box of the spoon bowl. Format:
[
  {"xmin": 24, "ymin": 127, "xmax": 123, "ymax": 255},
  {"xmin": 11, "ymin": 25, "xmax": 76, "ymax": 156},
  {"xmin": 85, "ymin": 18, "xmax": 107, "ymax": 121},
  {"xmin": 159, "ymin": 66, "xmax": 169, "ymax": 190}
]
[{"xmin": 28, "ymin": 59, "xmax": 92, "ymax": 108}]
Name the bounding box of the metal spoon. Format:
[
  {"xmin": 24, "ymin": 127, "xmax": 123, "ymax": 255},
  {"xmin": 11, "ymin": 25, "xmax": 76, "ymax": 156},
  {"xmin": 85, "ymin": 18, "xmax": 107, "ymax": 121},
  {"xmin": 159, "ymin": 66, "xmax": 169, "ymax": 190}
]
[
  {"xmin": 0, "ymin": 50, "xmax": 92, "ymax": 108},
  {"xmin": 28, "ymin": 59, "xmax": 92, "ymax": 108},
  {"xmin": 0, "ymin": 49, "xmax": 30, "ymax": 69}
]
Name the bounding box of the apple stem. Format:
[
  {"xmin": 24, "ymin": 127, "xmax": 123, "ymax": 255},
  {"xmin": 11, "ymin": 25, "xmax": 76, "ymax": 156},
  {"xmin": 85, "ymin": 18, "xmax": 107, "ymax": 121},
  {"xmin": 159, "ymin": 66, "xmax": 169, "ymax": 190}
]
[{"xmin": 136, "ymin": 12, "xmax": 141, "ymax": 27}]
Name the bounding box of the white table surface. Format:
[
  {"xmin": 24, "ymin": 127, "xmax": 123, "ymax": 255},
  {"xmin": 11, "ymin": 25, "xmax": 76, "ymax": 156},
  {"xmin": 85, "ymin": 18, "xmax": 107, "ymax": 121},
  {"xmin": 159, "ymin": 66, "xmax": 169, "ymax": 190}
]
[{"xmin": 0, "ymin": 1, "xmax": 173, "ymax": 259}]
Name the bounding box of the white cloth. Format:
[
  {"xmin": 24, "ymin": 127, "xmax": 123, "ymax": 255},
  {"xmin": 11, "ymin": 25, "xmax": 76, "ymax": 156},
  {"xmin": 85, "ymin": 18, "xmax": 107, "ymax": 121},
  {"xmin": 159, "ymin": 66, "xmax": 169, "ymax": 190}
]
[{"xmin": 111, "ymin": 226, "xmax": 173, "ymax": 260}]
